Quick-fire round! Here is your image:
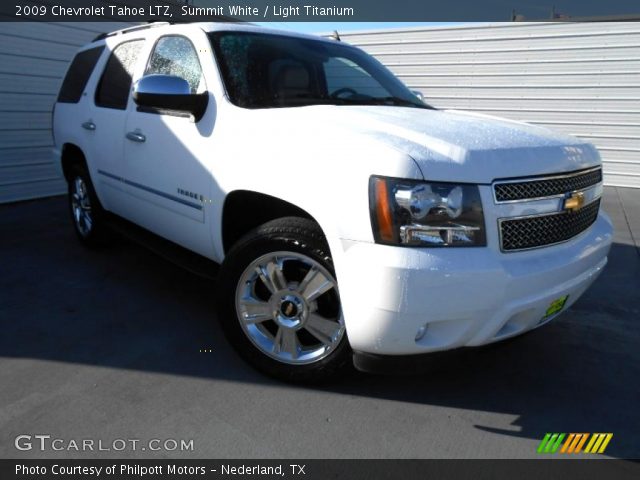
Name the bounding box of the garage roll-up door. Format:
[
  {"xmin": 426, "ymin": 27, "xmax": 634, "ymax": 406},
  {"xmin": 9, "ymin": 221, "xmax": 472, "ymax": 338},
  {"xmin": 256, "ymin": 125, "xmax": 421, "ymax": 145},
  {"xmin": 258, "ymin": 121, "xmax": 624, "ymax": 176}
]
[
  {"xmin": 337, "ymin": 22, "xmax": 640, "ymax": 188},
  {"xmin": 0, "ymin": 21, "xmax": 132, "ymax": 203}
]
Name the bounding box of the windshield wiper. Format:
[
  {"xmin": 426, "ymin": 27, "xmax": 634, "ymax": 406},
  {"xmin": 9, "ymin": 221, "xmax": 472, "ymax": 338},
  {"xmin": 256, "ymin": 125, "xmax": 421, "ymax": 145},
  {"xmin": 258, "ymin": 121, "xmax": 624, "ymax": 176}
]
[
  {"xmin": 245, "ymin": 95, "xmax": 436, "ymax": 110},
  {"xmin": 364, "ymin": 96, "xmax": 435, "ymax": 109},
  {"xmin": 327, "ymin": 96, "xmax": 435, "ymax": 109}
]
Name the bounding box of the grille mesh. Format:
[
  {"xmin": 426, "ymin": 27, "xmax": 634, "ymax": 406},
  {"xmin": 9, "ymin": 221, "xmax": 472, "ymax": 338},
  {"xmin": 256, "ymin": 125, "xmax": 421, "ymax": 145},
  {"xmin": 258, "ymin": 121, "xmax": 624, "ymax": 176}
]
[
  {"xmin": 500, "ymin": 199, "xmax": 600, "ymax": 251},
  {"xmin": 494, "ymin": 168, "xmax": 602, "ymax": 202}
]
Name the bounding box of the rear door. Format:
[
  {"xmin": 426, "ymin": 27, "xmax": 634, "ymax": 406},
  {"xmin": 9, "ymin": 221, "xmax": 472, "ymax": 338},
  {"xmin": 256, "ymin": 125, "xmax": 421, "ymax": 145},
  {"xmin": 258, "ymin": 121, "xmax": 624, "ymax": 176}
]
[{"xmin": 87, "ymin": 37, "xmax": 146, "ymax": 213}]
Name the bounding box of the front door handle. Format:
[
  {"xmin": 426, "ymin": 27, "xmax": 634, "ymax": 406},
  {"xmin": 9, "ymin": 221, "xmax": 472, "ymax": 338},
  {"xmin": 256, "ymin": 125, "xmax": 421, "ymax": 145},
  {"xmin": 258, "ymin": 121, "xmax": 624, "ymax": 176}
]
[
  {"xmin": 81, "ymin": 121, "xmax": 96, "ymax": 131},
  {"xmin": 126, "ymin": 131, "xmax": 146, "ymax": 143}
]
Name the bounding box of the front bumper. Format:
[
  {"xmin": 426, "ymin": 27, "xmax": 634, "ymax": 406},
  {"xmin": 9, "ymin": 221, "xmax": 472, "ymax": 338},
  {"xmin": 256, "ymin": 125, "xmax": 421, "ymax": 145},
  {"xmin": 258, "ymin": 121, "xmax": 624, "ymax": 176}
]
[{"xmin": 336, "ymin": 212, "xmax": 612, "ymax": 356}]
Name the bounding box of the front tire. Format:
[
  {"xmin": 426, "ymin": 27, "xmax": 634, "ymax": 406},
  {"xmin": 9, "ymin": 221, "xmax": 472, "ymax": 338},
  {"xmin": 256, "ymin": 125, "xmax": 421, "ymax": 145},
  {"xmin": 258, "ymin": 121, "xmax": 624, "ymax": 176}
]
[{"xmin": 217, "ymin": 217, "xmax": 351, "ymax": 383}]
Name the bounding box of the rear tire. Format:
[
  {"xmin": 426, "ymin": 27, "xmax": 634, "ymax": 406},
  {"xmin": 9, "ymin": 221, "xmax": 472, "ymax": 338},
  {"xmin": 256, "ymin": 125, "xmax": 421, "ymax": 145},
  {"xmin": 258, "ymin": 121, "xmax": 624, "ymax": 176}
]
[
  {"xmin": 67, "ymin": 164, "xmax": 110, "ymax": 247},
  {"xmin": 217, "ymin": 217, "xmax": 351, "ymax": 383}
]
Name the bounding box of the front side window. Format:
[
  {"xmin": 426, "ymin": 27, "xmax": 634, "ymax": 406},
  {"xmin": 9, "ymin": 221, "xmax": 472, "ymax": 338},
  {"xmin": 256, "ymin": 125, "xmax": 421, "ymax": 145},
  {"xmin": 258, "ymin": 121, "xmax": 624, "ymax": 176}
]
[
  {"xmin": 145, "ymin": 36, "xmax": 205, "ymax": 93},
  {"xmin": 209, "ymin": 31, "xmax": 431, "ymax": 110},
  {"xmin": 58, "ymin": 46, "xmax": 104, "ymax": 103},
  {"xmin": 95, "ymin": 39, "xmax": 144, "ymax": 110}
]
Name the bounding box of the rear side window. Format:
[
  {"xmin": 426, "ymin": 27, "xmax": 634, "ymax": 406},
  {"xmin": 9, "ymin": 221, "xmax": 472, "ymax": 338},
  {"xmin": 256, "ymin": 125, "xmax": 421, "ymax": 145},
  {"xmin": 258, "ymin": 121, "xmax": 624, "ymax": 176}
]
[
  {"xmin": 95, "ymin": 40, "xmax": 144, "ymax": 110},
  {"xmin": 57, "ymin": 46, "xmax": 104, "ymax": 103}
]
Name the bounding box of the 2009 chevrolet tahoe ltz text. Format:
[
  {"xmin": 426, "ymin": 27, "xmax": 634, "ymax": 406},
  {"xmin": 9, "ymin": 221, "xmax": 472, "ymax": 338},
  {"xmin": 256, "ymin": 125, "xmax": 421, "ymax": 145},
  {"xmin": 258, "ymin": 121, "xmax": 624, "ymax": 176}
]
[{"xmin": 52, "ymin": 22, "xmax": 613, "ymax": 381}]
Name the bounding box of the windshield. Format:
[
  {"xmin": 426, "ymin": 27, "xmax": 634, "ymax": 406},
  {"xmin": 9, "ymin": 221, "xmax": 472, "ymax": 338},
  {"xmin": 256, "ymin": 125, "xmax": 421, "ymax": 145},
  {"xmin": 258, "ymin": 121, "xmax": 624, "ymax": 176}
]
[{"xmin": 208, "ymin": 31, "xmax": 433, "ymax": 110}]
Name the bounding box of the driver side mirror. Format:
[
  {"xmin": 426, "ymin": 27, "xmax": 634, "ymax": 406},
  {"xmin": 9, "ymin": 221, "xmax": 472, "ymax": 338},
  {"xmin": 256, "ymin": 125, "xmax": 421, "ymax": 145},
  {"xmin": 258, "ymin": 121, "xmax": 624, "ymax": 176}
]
[{"xmin": 133, "ymin": 74, "xmax": 208, "ymax": 122}]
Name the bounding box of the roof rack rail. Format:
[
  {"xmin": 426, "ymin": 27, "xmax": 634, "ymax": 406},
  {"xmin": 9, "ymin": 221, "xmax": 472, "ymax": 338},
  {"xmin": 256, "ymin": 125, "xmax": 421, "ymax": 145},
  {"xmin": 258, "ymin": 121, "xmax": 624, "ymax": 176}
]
[{"xmin": 92, "ymin": 22, "xmax": 171, "ymax": 42}]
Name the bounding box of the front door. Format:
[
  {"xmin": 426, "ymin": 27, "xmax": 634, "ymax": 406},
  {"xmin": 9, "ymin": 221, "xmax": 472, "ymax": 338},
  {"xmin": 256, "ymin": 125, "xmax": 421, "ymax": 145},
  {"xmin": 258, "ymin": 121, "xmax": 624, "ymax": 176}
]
[{"xmin": 122, "ymin": 33, "xmax": 217, "ymax": 259}]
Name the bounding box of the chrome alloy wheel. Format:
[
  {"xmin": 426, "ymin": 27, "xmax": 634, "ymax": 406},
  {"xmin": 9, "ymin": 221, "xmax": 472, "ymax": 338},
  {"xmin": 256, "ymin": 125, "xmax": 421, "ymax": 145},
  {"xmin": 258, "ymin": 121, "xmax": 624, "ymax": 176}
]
[
  {"xmin": 71, "ymin": 176, "xmax": 93, "ymax": 237},
  {"xmin": 235, "ymin": 251, "xmax": 345, "ymax": 365}
]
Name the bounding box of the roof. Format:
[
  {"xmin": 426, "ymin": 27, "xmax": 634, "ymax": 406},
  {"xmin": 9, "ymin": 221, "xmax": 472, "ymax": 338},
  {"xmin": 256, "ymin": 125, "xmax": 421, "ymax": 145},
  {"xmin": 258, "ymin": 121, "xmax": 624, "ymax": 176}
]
[{"xmin": 89, "ymin": 21, "xmax": 337, "ymax": 48}]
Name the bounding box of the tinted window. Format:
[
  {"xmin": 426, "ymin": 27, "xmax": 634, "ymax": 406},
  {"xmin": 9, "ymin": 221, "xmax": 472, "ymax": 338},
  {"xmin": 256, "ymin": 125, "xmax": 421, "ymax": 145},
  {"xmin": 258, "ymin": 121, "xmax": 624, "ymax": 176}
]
[
  {"xmin": 57, "ymin": 46, "xmax": 104, "ymax": 103},
  {"xmin": 145, "ymin": 36, "xmax": 205, "ymax": 93},
  {"xmin": 209, "ymin": 31, "xmax": 431, "ymax": 110},
  {"xmin": 324, "ymin": 57, "xmax": 388, "ymax": 98},
  {"xmin": 95, "ymin": 40, "xmax": 144, "ymax": 110}
]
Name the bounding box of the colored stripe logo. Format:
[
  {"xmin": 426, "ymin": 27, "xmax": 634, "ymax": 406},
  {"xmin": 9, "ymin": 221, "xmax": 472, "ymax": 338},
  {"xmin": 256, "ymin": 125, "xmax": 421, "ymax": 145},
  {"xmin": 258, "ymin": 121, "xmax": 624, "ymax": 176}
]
[{"xmin": 537, "ymin": 433, "xmax": 613, "ymax": 454}]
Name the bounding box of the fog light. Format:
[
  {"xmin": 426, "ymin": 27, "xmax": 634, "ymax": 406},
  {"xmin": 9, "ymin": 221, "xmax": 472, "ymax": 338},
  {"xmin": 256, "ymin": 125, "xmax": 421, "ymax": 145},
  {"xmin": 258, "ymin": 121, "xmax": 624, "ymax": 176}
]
[{"xmin": 415, "ymin": 324, "xmax": 428, "ymax": 341}]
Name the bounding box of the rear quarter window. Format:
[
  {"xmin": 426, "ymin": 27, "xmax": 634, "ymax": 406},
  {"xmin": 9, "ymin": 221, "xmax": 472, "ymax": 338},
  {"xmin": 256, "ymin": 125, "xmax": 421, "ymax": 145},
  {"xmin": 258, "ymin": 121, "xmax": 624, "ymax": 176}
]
[{"xmin": 57, "ymin": 46, "xmax": 105, "ymax": 103}]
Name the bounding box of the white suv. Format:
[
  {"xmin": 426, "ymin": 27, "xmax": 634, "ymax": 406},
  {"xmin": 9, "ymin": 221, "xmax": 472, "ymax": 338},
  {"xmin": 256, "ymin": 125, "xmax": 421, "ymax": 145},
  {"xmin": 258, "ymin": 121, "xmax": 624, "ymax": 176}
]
[{"xmin": 53, "ymin": 22, "xmax": 613, "ymax": 381}]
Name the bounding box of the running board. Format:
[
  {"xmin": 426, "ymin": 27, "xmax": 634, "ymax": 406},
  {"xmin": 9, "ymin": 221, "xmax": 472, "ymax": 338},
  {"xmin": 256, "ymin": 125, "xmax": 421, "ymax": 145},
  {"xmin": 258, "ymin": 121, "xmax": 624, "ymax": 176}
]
[{"xmin": 104, "ymin": 214, "xmax": 219, "ymax": 280}]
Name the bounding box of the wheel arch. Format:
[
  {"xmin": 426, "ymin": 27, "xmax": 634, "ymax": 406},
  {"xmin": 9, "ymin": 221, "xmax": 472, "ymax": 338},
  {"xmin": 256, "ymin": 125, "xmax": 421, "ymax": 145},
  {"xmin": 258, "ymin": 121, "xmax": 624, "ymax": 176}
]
[
  {"xmin": 60, "ymin": 143, "xmax": 88, "ymax": 181},
  {"xmin": 221, "ymin": 190, "xmax": 326, "ymax": 255}
]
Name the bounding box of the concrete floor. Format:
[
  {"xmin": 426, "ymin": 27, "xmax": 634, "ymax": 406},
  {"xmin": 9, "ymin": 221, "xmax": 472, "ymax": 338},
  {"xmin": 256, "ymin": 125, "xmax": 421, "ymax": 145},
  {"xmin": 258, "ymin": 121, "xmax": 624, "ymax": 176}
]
[{"xmin": 0, "ymin": 187, "xmax": 638, "ymax": 459}]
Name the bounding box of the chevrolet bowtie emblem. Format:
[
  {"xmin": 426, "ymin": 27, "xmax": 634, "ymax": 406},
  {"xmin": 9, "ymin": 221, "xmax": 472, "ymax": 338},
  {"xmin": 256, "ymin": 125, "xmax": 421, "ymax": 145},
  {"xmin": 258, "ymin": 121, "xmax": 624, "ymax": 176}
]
[{"xmin": 564, "ymin": 191, "xmax": 586, "ymax": 212}]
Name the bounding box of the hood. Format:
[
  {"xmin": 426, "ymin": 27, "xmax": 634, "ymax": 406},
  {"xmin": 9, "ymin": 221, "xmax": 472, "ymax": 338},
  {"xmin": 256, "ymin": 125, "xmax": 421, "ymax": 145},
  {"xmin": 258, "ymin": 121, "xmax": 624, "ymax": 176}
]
[{"xmin": 254, "ymin": 106, "xmax": 601, "ymax": 184}]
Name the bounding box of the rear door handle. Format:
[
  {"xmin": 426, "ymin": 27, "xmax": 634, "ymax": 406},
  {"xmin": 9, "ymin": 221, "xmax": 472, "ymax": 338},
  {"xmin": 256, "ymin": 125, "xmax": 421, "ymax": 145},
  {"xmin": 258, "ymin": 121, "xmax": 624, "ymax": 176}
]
[
  {"xmin": 81, "ymin": 121, "xmax": 96, "ymax": 131},
  {"xmin": 126, "ymin": 131, "xmax": 146, "ymax": 143}
]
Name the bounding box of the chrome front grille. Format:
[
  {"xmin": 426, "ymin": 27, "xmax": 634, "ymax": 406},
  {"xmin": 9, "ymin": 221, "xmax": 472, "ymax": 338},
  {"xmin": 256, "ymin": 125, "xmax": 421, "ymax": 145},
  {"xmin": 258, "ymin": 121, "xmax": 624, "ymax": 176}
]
[
  {"xmin": 494, "ymin": 167, "xmax": 602, "ymax": 203},
  {"xmin": 500, "ymin": 199, "xmax": 600, "ymax": 251}
]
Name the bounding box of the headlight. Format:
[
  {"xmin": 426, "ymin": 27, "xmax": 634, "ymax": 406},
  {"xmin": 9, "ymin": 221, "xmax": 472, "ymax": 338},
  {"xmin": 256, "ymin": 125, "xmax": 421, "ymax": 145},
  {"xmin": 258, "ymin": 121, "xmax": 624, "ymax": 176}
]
[{"xmin": 369, "ymin": 176, "xmax": 486, "ymax": 247}]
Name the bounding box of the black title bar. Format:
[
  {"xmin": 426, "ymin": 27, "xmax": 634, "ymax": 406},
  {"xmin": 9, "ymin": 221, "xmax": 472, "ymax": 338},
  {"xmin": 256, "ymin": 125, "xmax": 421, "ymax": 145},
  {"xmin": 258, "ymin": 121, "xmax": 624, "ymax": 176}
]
[
  {"xmin": 1, "ymin": 0, "xmax": 639, "ymax": 22},
  {"xmin": 3, "ymin": 459, "xmax": 640, "ymax": 480}
]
